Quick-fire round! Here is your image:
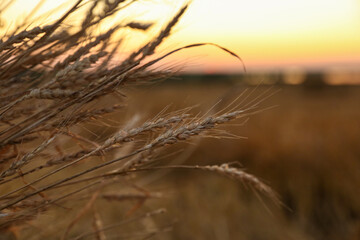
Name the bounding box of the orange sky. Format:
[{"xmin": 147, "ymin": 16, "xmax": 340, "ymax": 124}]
[
  {"xmin": 160, "ymin": 0, "xmax": 360, "ymax": 73},
  {"xmin": 3, "ymin": 0, "xmax": 360, "ymax": 73}
]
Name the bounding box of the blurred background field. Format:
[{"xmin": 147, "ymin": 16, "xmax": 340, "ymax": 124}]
[
  {"xmin": 15, "ymin": 71, "xmax": 359, "ymax": 240},
  {"xmin": 119, "ymin": 74, "xmax": 360, "ymax": 240}
]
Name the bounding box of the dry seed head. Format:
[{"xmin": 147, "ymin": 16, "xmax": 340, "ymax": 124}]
[
  {"xmin": 1, "ymin": 107, "xmax": 35, "ymax": 121},
  {"xmin": 0, "ymin": 25, "xmax": 52, "ymax": 51},
  {"xmin": 103, "ymin": 114, "xmax": 188, "ymax": 148},
  {"xmin": 201, "ymin": 163, "xmax": 277, "ymax": 200},
  {"xmin": 35, "ymin": 104, "xmax": 124, "ymax": 132},
  {"xmin": 143, "ymin": 5, "xmax": 188, "ymax": 56},
  {"xmin": 126, "ymin": 22, "xmax": 153, "ymax": 31},
  {"xmin": 54, "ymin": 26, "xmax": 116, "ymax": 70},
  {"xmin": 45, "ymin": 150, "xmax": 91, "ymax": 168},
  {"xmin": 1, "ymin": 135, "xmax": 56, "ymax": 178},
  {"xmin": 147, "ymin": 110, "xmax": 245, "ymax": 148},
  {"xmin": 54, "ymin": 51, "xmax": 108, "ymax": 81},
  {"xmin": 28, "ymin": 89, "xmax": 78, "ymax": 99}
]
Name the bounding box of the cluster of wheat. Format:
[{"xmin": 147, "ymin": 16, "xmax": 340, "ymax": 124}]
[{"xmin": 0, "ymin": 0, "xmax": 273, "ymax": 239}]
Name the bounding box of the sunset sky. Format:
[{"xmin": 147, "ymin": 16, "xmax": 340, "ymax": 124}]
[{"xmin": 3, "ymin": 0, "xmax": 360, "ymax": 73}]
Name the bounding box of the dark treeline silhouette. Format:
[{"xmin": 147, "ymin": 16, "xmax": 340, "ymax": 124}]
[{"xmin": 166, "ymin": 72, "xmax": 357, "ymax": 88}]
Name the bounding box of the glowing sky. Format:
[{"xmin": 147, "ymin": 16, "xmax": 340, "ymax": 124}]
[
  {"xmin": 3, "ymin": 0, "xmax": 360, "ymax": 73},
  {"xmin": 160, "ymin": 0, "xmax": 360, "ymax": 73}
]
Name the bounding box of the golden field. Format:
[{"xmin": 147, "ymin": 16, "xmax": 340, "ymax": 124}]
[{"xmin": 117, "ymin": 81, "xmax": 360, "ymax": 240}]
